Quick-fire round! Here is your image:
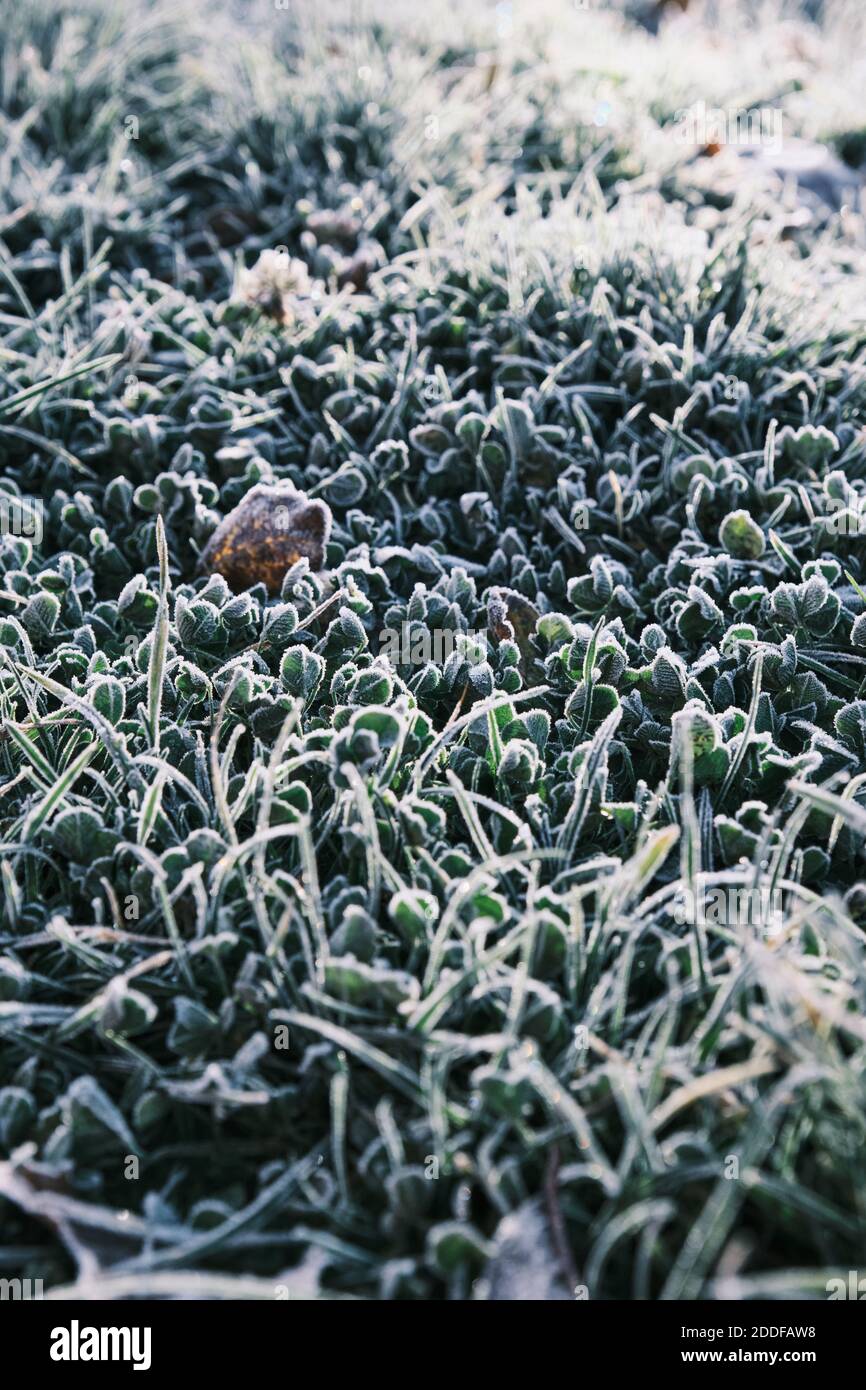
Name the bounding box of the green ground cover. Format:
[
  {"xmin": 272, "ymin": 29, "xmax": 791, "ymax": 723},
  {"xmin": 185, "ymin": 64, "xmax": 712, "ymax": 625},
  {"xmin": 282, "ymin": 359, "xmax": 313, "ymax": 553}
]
[{"xmin": 1, "ymin": 0, "xmax": 866, "ymax": 1299}]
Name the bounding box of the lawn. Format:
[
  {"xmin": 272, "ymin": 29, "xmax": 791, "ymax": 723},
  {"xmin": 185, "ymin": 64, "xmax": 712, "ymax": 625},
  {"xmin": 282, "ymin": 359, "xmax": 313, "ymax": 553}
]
[{"xmin": 1, "ymin": 0, "xmax": 866, "ymax": 1300}]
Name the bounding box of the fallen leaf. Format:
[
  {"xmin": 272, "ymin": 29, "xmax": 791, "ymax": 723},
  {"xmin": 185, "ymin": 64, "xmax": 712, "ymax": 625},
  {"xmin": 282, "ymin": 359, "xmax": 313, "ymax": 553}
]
[
  {"xmin": 487, "ymin": 586, "xmax": 542, "ymax": 676},
  {"xmin": 198, "ymin": 482, "xmax": 332, "ymax": 594}
]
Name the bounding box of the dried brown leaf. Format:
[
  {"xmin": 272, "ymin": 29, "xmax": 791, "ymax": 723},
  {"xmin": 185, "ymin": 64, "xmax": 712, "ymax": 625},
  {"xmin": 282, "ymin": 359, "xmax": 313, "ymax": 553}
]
[
  {"xmin": 198, "ymin": 482, "xmax": 332, "ymax": 594},
  {"xmin": 487, "ymin": 586, "xmax": 542, "ymax": 677}
]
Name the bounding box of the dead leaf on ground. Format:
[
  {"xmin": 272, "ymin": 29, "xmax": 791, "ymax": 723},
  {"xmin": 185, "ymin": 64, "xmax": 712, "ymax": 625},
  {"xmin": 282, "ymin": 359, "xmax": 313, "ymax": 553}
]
[
  {"xmin": 487, "ymin": 586, "xmax": 542, "ymax": 677},
  {"xmin": 198, "ymin": 482, "xmax": 332, "ymax": 595}
]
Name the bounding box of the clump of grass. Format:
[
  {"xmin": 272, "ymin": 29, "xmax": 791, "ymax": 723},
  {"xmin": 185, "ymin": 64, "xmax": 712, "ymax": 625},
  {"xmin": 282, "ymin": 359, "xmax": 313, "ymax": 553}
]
[{"xmin": 1, "ymin": 0, "xmax": 866, "ymax": 1301}]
